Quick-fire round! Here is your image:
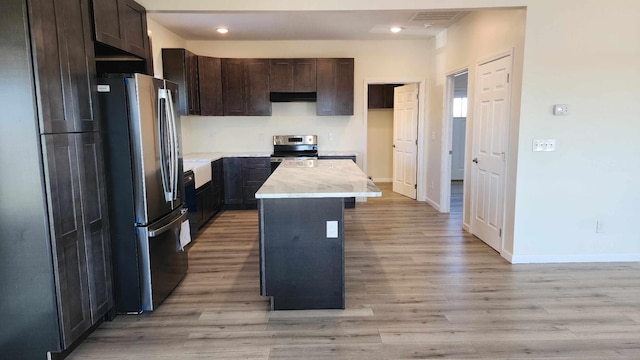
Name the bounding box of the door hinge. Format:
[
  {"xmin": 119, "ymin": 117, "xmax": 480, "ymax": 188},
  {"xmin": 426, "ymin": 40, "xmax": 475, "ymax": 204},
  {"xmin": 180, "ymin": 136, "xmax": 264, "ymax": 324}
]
[
  {"xmin": 449, "ymin": 150, "xmax": 453, "ymax": 155},
  {"xmin": 499, "ymin": 228, "xmax": 502, "ymax": 237},
  {"xmin": 415, "ymin": 139, "xmax": 418, "ymax": 145},
  {"xmin": 414, "ymin": 184, "xmax": 417, "ymax": 190},
  {"xmin": 507, "ymin": 73, "xmax": 510, "ymax": 83}
]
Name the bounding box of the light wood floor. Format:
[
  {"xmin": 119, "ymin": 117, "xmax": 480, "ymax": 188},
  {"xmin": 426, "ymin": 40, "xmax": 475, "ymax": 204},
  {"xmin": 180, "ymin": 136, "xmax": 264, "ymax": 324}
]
[{"xmin": 68, "ymin": 182, "xmax": 640, "ymax": 359}]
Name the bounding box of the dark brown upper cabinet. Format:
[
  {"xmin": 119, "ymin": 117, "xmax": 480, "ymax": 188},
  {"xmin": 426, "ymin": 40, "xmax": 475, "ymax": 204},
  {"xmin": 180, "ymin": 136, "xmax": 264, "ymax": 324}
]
[
  {"xmin": 91, "ymin": 0, "xmax": 152, "ymax": 73},
  {"xmin": 198, "ymin": 56, "xmax": 223, "ymax": 116},
  {"xmin": 222, "ymin": 58, "xmax": 271, "ymax": 116},
  {"xmin": 162, "ymin": 48, "xmax": 200, "ymax": 115},
  {"xmin": 368, "ymin": 84, "xmax": 403, "ymax": 109},
  {"xmin": 316, "ymin": 58, "xmax": 354, "ymax": 116},
  {"xmin": 270, "ymin": 59, "xmax": 317, "ymax": 92}
]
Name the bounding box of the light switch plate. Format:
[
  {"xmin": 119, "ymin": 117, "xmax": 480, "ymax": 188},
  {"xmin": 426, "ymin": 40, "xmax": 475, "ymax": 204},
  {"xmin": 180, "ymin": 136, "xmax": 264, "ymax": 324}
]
[
  {"xmin": 532, "ymin": 138, "xmax": 557, "ymax": 152},
  {"xmin": 553, "ymin": 104, "xmax": 569, "ymax": 116},
  {"xmin": 326, "ymin": 221, "xmax": 338, "ymax": 238}
]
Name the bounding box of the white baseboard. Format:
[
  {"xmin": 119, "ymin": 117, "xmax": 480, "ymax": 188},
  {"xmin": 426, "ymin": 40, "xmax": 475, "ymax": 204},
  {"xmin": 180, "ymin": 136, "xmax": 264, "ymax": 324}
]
[
  {"xmin": 372, "ymin": 178, "xmax": 392, "ymax": 182},
  {"xmin": 462, "ymin": 222, "xmax": 470, "ymax": 232},
  {"xmin": 509, "ymin": 253, "xmax": 640, "ymax": 264},
  {"xmin": 424, "ymin": 196, "xmax": 440, "ymax": 211},
  {"xmin": 501, "ymin": 249, "xmax": 514, "ymax": 263}
]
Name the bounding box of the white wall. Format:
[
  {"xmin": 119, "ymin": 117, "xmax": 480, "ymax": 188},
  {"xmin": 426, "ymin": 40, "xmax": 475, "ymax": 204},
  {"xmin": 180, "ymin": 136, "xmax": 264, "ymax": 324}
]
[
  {"xmin": 146, "ymin": 18, "xmax": 187, "ymax": 78},
  {"xmin": 181, "ymin": 40, "xmax": 431, "ymax": 165},
  {"xmin": 512, "ymin": 0, "xmax": 640, "ymax": 262}
]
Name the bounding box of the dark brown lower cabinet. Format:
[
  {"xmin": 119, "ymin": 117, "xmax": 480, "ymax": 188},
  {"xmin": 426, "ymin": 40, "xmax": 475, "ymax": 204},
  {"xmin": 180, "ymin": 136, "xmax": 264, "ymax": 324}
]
[
  {"xmin": 211, "ymin": 159, "xmax": 225, "ymax": 213},
  {"xmin": 224, "ymin": 157, "xmax": 270, "ymax": 209},
  {"xmin": 42, "ymin": 133, "xmax": 113, "ymax": 349}
]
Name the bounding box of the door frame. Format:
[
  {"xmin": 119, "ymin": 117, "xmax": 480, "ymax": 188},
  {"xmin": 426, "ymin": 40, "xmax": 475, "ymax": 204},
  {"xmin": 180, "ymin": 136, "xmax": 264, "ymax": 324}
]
[
  {"xmin": 440, "ymin": 67, "xmax": 469, "ymax": 214},
  {"xmin": 363, "ymin": 78, "xmax": 426, "ymax": 201},
  {"xmin": 468, "ymin": 50, "xmax": 514, "ymax": 254}
]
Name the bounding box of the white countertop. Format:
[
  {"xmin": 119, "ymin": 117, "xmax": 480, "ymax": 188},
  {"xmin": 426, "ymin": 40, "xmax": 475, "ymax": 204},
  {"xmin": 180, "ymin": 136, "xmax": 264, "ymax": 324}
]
[{"xmin": 256, "ymin": 159, "xmax": 381, "ymax": 199}]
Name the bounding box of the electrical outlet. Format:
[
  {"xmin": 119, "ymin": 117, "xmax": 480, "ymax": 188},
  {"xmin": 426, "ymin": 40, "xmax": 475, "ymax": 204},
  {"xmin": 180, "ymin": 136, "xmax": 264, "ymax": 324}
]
[
  {"xmin": 596, "ymin": 220, "xmax": 604, "ymax": 234},
  {"xmin": 326, "ymin": 221, "xmax": 338, "ymax": 238},
  {"xmin": 328, "ymin": 132, "xmax": 334, "ymax": 142}
]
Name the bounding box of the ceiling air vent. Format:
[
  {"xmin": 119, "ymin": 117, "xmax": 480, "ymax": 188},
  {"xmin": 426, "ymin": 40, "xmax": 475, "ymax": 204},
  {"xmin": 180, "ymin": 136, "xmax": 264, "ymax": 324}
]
[{"xmin": 409, "ymin": 11, "xmax": 467, "ymax": 26}]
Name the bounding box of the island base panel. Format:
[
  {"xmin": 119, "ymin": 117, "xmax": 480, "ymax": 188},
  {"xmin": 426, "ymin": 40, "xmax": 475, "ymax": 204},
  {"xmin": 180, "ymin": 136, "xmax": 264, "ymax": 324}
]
[{"xmin": 260, "ymin": 198, "xmax": 345, "ymax": 310}]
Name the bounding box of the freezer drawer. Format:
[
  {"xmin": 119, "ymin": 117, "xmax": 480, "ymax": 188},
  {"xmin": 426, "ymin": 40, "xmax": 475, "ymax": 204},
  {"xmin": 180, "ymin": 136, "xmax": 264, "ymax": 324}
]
[{"xmin": 137, "ymin": 208, "xmax": 188, "ymax": 311}]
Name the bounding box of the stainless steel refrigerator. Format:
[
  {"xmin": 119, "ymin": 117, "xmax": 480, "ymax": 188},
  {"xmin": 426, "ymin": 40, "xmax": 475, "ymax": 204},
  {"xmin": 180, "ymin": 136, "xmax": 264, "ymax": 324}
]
[{"xmin": 98, "ymin": 73, "xmax": 188, "ymax": 313}]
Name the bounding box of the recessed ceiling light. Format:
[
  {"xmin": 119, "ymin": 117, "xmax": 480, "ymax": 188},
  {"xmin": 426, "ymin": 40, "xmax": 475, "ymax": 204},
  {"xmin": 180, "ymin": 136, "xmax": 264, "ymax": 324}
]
[
  {"xmin": 390, "ymin": 26, "xmax": 404, "ymax": 33},
  {"xmin": 216, "ymin": 27, "xmax": 229, "ymax": 34}
]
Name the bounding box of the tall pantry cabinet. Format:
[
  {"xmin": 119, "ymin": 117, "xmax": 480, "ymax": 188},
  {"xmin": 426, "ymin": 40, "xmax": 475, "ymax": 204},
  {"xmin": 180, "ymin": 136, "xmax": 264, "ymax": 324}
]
[{"xmin": 0, "ymin": 0, "xmax": 113, "ymax": 359}]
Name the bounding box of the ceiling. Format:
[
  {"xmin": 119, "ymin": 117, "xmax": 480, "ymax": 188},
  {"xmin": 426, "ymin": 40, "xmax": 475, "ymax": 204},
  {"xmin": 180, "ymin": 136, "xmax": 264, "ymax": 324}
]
[{"xmin": 148, "ymin": 10, "xmax": 469, "ymax": 41}]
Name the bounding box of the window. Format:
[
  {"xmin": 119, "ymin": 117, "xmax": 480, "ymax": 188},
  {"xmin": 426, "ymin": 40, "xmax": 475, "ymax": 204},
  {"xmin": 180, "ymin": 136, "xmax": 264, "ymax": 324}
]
[{"xmin": 452, "ymin": 96, "xmax": 467, "ymax": 118}]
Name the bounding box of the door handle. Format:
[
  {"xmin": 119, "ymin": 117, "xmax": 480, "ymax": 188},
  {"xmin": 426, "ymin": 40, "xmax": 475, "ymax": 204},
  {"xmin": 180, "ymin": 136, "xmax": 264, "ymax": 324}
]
[
  {"xmin": 472, "ymin": 158, "xmax": 479, "ymax": 164},
  {"xmin": 392, "ymin": 144, "xmax": 396, "ymax": 148}
]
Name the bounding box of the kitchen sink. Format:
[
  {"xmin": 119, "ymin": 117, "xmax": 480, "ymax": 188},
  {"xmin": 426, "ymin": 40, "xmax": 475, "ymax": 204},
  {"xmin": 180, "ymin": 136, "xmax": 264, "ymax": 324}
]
[{"xmin": 183, "ymin": 160, "xmax": 211, "ymax": 189}]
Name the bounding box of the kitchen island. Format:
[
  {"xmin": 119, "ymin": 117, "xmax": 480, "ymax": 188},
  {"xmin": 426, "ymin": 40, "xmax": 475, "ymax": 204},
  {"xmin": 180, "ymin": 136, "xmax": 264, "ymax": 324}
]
[{"xmin": 256, "ymin": 159, "xmax": 381, "ymax": 310}]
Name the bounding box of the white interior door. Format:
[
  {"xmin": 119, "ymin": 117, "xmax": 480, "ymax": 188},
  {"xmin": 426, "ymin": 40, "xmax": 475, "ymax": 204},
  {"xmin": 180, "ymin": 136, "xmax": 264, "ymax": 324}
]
[
  {"xmin": 471, "ymin": 55, "xmax": 511, "ymax": 252},
  {"xmin": 392, "ymin": 84, "xmax": 419, "ymax": 199}
]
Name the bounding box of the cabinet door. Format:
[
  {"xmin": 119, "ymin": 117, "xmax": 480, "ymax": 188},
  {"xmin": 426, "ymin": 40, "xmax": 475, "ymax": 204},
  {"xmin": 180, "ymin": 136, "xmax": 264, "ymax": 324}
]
[
  {"xmin": 293, "ymin": 59, "xmax": 317, "ymax": 92},
  {"xmin": 316, "ymin": 59, "xmax": 335, "ymax": 115},
  {"xmin": 221, "ymin": 59, "xmax": 246, "ymax": 116},
  {"xmin": 29, "ymin": 0, "xmax": 99, "ymax": 133},
  {"xmin": 92, "ymin": 0, "xmax": 126, "ymax": 50},
  {"xmin": 245, "ymin": 59, "xmax": 271, "ymax": 116},
  {"xmin": 223, "ymin": 157, "xmax": 244, "ymax": 204},
  {"xmin": 270, "ymin": 59, "xmax": 317, "ymax": 92},
  {"xmin": 42, "ymin": 134, "xmax": 92, "ymax": 348},
  {"xmin": 269, "ymin": 59, "xmax": 294, "ymax": 92},
  {"xmin": 196, "ymin": 183, "xmax": 213, "ymax": 226},
  {"xmin": 121, "ymin": 0, "xmax": 150, "ymax": 59},
  {"xmin": 78, "ymin": 133, "xmax": 113, "ymax": 322},
  {"xmin": 198, "ymin": 56, "xmax": 223, "ymax": 116},
  {"xmin": 368, "ymin": 84, "xmax": 385, "ymax": 109},
  {"xmin": 316, "ymin": 58, "xmax": 354, "ymax": 116},
  {"xmin": 335, "ymin": 59, "xmax": 354, "ymax": 115},
  {"xmin": 211, "ymin": 159, "xmax": 225, "ymax": 212},
  {"xmin": 163, "ymin": 49, "xmax": 200, "ymax": 115}
]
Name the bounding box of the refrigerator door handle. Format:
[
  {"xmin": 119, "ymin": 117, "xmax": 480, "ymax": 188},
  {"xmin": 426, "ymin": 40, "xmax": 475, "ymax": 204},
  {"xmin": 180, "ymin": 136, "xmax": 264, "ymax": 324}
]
[
  {"xmin": 148, "ymin": 210, "xmax": 188, "ymax": 238},
  {"xmin": 167, "ymin": 89, "xmax": 179, "ymax": 200},
  {"xmin": 158, "ymin": 88, "xmax": 173, "ymax": 202}
]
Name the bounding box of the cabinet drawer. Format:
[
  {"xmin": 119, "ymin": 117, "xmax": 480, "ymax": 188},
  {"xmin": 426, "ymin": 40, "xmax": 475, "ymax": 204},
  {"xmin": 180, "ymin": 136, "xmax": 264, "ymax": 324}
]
[{"xmin": 241, "ymin": 157, "xmax": 270, "ymax": 169}]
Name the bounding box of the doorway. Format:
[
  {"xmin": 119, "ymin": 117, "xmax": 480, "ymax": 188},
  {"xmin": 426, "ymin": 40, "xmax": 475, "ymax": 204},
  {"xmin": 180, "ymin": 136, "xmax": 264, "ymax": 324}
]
[
  {"xmin": 440, "ymin": 70, "xmax": 469, "ymax": 214},
  {"xmin": 364, "ymin": 80, "xmax": 425, "ymax": 201}
]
